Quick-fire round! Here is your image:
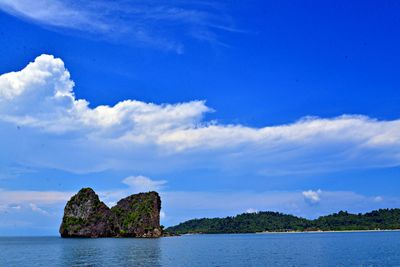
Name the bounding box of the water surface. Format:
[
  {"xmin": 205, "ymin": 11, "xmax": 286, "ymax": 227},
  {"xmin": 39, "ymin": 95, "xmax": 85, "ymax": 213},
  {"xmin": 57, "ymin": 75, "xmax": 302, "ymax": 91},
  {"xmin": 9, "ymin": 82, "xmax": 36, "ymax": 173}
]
[{"xmin": 1, "ymin": 231, "xmax": 399, "ymax": 266}]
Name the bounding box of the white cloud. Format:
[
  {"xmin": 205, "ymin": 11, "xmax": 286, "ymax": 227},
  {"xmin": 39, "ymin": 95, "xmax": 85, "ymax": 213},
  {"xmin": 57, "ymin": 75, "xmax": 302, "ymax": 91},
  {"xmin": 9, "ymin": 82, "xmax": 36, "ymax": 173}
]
[
  {"xmin": 0, "ymin": 187, "xmax": 71, "ymax": 225},
  {"xmin": 0, "ymin": 0, "xmax": 106, "ymax": 30},
  {"xmin": 160, "ymin": 210, "xmax": 166, "ymax": 220},
  {"xmin": 0, "ymin": 0, "xmax": 235, "ymax": 52},
  {"xmin": 303, "ymin": 189, "xmax": 322, "ymax": 204},
  {"xmin": 122, "ymin": 175, "xmax": 167, "ymax": 192},
  {"xmin": 0, "ymin": 54, "xmax": 209, "ymax": 133},
  {"xmin": 0, "ymin": 54, "xmax": 400, "ymax": 176},
  {"xmin": 29, "ymin": 203, "xmax": 49, "ymax": 215},
  {"xmin": 0, "ymin": 188, "xmax": 73, "ymax": 205},
  {"xmin": 245, "ymin": 208, "xmax": 258, "ymax": 213}
]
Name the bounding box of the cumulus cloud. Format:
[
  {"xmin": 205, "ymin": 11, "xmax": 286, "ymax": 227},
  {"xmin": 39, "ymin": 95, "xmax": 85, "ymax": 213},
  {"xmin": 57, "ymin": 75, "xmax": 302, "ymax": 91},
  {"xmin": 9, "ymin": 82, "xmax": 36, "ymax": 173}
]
[
  {"xmin": 303, "ymin": 190, "xmax": 322, "ymax": 204},
  {"xmin": 0, "ymin": 54, "xmax": 400, "ymax": 175},
  {"xmin": 245, "ymin": 208, "xmax": 258, "ymax": 213},
  {"xmin": 122, "ymin": 175, "xmax": 167, "ymax": 192},
  {"xmin": 0, "ymin": 54, "xmax": 209, "ymax": 133}
]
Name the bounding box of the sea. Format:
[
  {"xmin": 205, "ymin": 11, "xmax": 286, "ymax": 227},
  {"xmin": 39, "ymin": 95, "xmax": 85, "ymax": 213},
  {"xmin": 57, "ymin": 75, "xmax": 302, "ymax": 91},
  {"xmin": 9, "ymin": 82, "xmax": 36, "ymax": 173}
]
[{"xmin": 1, "ymin": 231, "xmax": 399, "ymax": 266}]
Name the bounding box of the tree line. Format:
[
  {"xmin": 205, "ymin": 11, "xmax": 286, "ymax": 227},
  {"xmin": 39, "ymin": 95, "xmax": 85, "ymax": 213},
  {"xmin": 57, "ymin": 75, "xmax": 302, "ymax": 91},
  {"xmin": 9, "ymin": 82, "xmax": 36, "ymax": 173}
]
[{"xmin": 165, "ymin": 209, "xmax": 400, "ymax": 234}]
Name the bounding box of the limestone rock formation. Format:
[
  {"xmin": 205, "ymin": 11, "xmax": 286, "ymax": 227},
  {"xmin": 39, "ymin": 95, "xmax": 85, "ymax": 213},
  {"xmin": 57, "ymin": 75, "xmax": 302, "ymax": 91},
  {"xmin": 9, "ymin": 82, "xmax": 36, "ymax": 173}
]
[
  {"xmin": 111, "ymin": 192, "xmax": 162, "ymax": 237},
  {"xmin": 59, "ymin": 188, "xmax": 117, "ymax": 237},
  {"xmin": 59, "ymin": 188, "xmax": 163, "ymax": 238}
]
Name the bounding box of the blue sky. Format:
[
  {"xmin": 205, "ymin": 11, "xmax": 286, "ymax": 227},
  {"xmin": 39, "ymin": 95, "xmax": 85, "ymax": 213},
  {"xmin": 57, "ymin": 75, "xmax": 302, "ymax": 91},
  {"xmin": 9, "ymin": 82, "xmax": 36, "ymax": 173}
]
[{"xmin": 0, "ymin": 0, "xmax": 399, "ymax": 235}]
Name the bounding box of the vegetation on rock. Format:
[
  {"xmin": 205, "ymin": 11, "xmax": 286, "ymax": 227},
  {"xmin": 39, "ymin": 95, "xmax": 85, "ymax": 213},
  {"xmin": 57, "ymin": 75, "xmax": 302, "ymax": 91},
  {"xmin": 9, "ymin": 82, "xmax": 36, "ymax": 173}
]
[
  {"xmin": 59, "ymin": 188, "xmax": 162, "ymax": 238},
  {"xmin": 59, "ymin": 188, "xmax": 117, "ymax": 238},
  {"xmin": 111, "ymin": 192, "xmax": 162, "ymax": 237}
]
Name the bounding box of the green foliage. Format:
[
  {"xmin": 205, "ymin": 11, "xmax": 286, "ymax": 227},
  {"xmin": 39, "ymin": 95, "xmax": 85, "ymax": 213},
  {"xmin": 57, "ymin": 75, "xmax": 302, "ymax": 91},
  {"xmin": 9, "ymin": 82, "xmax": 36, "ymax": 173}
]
[
  {"xmin": 123, "ymin": 211, "xmax": 140, "ymax": 227},
  {"xmin": 111, "ymin": 206, "xmax": 124, "ymax": 217},
  {"xmin": 165, "ymin": 209, "xmax": 400, "ymax": 234},
  {"xmin": 311, "ymin": 209, "xmax": 400, "ymax": 231},
  {"xmin": 111, "ymin": 192, "xmax": 159, "ymax": 233},
  {"xmin": 63, "ymin": 217, "xmax": 85, "ymax": 226},
  {"xmin": 62, "ymin": 217, "xmax": 87, "ymax": 232}
]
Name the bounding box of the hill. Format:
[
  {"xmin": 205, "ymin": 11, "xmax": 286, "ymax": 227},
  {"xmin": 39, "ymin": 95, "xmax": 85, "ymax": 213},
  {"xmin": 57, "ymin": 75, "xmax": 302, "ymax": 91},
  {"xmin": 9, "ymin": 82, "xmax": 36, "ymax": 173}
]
[{"xmin": 165, "ymin": 209, "xmax": 400, "ymax": 234}]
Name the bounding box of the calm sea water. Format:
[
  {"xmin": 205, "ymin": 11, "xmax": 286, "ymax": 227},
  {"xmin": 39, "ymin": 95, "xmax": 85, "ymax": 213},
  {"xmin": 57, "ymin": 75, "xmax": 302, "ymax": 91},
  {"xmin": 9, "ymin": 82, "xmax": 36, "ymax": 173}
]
[{"xmin": 1, "ymin": 232, "xmax": 400, "ymax": 266}]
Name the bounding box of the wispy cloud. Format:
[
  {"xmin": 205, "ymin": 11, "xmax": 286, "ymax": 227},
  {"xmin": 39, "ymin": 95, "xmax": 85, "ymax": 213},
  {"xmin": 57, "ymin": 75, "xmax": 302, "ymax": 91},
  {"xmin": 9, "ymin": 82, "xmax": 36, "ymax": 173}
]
[
  {"xmin": 0, "ymin": 188, "xmax": 73, "ymax": 205},
  {"xmin": 0, "ymin": 0, "xmax": 237, "ymax": 52},
  {"xmin": 0, "ymin": 54, "xmax": 399, "ymax": 176},
  {"xmin": 0, "ymin": 0, "xmax": 109, "ymax": 30},
  {"xmin": 29, "ymin": 203, "xmax": 49, "ymax": 215}
]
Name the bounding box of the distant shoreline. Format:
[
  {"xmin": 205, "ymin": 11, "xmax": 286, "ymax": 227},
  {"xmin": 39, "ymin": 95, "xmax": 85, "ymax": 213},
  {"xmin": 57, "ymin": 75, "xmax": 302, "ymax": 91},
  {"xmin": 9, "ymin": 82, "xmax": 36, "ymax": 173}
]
[
  {"xmin": 177, "ymin": 229, "xmax": 400, "ymax": 236},
  {"xmin": 257, "ymin": 229, "xmax": 400, "ymax": 234},
  {"xmin": 166, "ymin": 209, "xmax": 400, "ymax": 235}
]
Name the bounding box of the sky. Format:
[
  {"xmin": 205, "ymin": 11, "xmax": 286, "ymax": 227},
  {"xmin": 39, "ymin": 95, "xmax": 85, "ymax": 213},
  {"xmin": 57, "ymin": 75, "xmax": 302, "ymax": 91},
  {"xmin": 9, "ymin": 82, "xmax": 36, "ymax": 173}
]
[{"xmin": 0, "ymin": 0, "xmax": 399, "ymax": 236}]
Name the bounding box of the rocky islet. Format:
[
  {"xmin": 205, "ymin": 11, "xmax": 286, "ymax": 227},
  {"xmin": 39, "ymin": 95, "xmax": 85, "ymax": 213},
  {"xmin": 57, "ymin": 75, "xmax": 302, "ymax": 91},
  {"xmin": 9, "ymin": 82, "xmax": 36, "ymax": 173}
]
[{"xmin": 59, "ymin": 188, "xmax": 163, "ymax": 238}]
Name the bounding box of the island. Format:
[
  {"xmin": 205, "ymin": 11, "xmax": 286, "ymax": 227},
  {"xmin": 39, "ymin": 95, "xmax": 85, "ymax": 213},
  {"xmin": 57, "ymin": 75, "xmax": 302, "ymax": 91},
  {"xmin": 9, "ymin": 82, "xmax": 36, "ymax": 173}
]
[
  {"xmin": 165, "ymin": 209, "xmax": 400, "ymax": 234},
  {"xmin": 59, "ymin": 188, "xmax": 163, "ymax": 238},
  {"xmin": 60, "ymin": 189, "xmax": 400, "ymax": 237}
]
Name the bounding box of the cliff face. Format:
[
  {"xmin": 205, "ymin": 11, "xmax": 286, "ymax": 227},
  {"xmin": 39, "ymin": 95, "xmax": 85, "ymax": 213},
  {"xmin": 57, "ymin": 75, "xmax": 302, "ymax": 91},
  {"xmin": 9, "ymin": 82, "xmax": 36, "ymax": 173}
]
[
  {"xmin": 59, "ymin": 188, "xmax": 117, "ymax": 237},
  {"xmin": 111, "ymin": 192, "xmax": 162, "ymax": 237},
  {"xmin": 59, "ymin": 188, "xmax": 162, "ymax": 238}
]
